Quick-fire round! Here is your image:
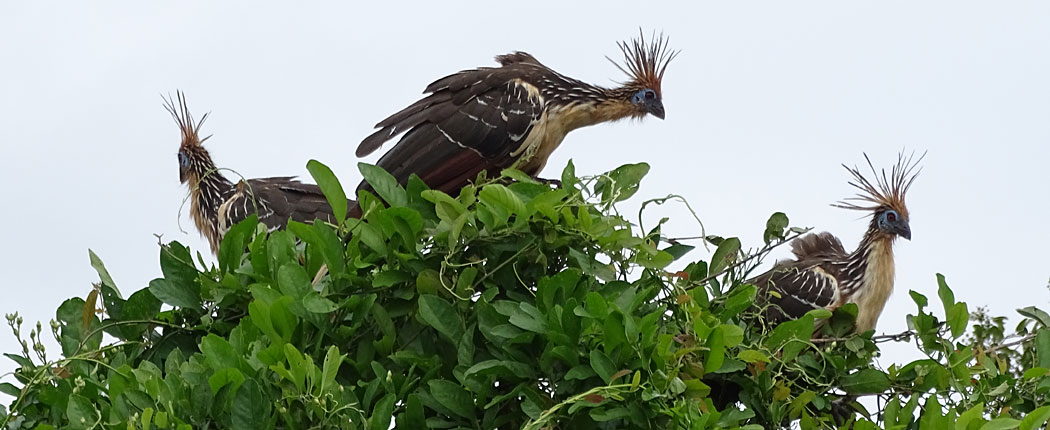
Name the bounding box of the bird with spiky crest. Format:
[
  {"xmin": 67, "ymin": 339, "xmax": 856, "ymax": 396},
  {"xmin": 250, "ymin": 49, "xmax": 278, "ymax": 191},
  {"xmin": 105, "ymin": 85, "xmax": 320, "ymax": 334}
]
[
  {"xmin": 164, "ymin": 91, "xmax": 351, "ymax": 255},
  {"xmin": 355, "ymin": 31, "xmax": 677, "ymax": 196},
  {"xmin": 749, "ymin": 152, "xmax": 924, "ymax": 333}
]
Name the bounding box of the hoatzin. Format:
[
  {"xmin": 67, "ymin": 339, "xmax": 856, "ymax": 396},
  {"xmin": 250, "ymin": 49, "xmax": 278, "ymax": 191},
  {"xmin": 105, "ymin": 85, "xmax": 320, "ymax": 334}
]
[
  {"xmin": 164, "ymin": 92, "xmax": 350, "ymax": 255},
  {"xmin": 750, "ymin": 152, "xmax": 924, "ymax": 333},
  {"xmin": 355, "ymin": 32, "xmax": 677, "ymax": 196}
]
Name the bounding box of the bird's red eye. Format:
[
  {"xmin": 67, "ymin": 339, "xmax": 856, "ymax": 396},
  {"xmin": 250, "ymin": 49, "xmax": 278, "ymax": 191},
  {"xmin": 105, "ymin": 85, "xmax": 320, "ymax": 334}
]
[
  {"xmin": 645, "ymin": 90, "xmax": 656, "ymax": 100},
  {"xmin": 886, "ymin": 212, "xmax": 896, "ymax": 222}
]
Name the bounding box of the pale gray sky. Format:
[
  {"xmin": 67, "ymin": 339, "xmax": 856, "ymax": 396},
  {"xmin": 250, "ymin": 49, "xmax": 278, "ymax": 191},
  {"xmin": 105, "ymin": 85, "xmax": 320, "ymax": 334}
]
[{"xmin": 1, "ymin": 1, "xmax": 1047, "ymax": 383}]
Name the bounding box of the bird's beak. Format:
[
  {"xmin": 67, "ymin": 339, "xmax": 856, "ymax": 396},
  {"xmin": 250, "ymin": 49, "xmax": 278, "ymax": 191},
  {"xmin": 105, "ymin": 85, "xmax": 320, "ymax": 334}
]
[
  {"xmin": 896, "ymin": 222, "xmax": 912, "ymax": 240},
  {"xmin": 179, "ymin": 169, "xmax": 188, "ymax": 184},
  {"xmin": 648, "ymin": 100, "xmax": 665, "ymax": 120}
]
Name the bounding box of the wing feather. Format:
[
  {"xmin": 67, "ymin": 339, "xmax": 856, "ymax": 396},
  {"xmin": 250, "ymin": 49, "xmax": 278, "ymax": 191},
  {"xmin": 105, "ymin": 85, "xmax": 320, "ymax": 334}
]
[{"xmin": 357, "ymin": 64, "xmax": 547, "ymax": 196}]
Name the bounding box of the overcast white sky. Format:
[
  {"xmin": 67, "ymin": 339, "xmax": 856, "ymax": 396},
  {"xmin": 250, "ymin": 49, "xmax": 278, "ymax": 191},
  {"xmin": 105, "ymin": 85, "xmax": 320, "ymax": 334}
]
[{"xmin": 1, "ymin": 2, "xmax": 1047, "ymax": 384}]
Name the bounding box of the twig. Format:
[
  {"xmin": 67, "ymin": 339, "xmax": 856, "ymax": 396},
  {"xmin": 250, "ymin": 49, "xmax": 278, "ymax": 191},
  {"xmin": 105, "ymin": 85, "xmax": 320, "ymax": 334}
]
[
  {"xmin": 639, "ymin": 194, "xmax": 708, "ymax": 251},
  {"xmin": 984, "ymin": 332, "xmax": 1038, "ymax": 354},
  {"xmin": 683, "ymin": 228, "xmax": 810, "ymax": 290}
]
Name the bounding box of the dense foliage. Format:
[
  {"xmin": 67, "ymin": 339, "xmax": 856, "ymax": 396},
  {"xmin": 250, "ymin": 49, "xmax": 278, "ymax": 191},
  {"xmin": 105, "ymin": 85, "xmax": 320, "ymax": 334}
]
[{"xmin": 2, "ymin": 161, "xmax": 1048, "ymax": 429}]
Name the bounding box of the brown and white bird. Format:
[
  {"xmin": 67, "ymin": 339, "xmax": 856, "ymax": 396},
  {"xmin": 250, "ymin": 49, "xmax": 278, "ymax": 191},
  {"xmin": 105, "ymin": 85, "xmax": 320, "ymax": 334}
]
[
  {"xmin": 749, "ymin": 152, "xmax": 924, "ymax": 333},
  {"xmin": 164, "ymin": 92, "xmax": 350, "ymax": 255},
  {"xmin": 355, "ymin": 32, "xmax": 677, "ymax": 195}
]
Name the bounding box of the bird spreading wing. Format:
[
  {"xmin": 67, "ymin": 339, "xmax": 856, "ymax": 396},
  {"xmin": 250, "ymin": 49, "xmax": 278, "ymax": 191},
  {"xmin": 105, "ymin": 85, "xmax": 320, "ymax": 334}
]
[
  {"xmin": 357, "ymin": 62, "xmax": 550, "ymax": 195},
  {"xmin": 749, "ymin": 232, "xmax": 850, "ymax": 322}
]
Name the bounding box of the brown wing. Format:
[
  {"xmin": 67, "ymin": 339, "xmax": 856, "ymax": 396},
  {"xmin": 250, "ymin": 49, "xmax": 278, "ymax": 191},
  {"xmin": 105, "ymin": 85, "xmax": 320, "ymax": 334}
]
[
  {"xmin": 748, "ymin": 233, "xmax": 850, "ymax": 322},
  {"xmin": 222, "ymin": 177, "xmax": 352, "ymax": 232},
  {"xmin": 790, "ymin": 231, "xmax": 847, "ymax": 260},
  {"xmin": 356, "ymin": 61, "xmax": 548, "ymax": 195}
]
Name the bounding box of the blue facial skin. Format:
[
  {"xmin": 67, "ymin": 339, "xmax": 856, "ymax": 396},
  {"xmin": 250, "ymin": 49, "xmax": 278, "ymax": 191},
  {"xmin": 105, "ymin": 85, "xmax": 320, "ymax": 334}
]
[
  {"xmin": 632, "ymin": 88, "xmax": 665, "ymax": 119},
  {"xmin": 877, "ymin": 209, "xmax": 912, "ymax": 240},
  {"xmin": 178, "ymin": 151, "xmax": 192, "ymax": 182}
]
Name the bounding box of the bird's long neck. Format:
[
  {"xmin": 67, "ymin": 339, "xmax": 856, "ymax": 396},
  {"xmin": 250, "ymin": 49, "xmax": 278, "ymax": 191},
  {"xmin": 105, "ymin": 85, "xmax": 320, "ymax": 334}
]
[
  {"xmin": 186, "ymin": 154, "xmax": 233, "ymax": 253},
  {"xmin": 841, "ymin": 223, "xmax": 896, "ymax": 332},
  {"xmin": 538, "ymin": 74, "xmax": 640, "ymax": 131}
]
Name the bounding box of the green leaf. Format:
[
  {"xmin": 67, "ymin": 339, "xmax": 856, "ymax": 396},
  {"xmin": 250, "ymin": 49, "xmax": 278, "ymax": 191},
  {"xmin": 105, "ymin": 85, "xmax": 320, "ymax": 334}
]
[
  {"xmin": 400, "ymin": 394, "xmax": 426, "ymax": 429},
  {"xmin": 305, "ymin": 159, "xmax": 348, "ymax": 225},
  {"xmin": 304, "ymin": 158, "xmax": 348, "ymax": 225},
  {"xmin": 287, "ymin": 221, "xmax": 346, "ymax": 275},
  {"xmin": 1037, "ymin": 329, "xmax": 1050, "ymax": 368},
  {"xmin": 428, "ymin": 380, "xmax": 475, "ymax": 420},
  {"xmin": 148, "ymin": 278, "xmax": 200, "ymax": 308},
  {"xmin": 704, "ymin": 326, "xmax": 726, "ymax": 373},
  {"xmin": 0, "ymin": 383, "xmax": 19, "ymax": 397},
  {"xmin": 219, "ymin": 214, "xmax": 259, "ymax": 274},
  {"xmin": 947, "ymin": 302, "xmax": 969, "ymax": 338},
  {"xmin": 937, "ymin": 273, "xmax": 955, "ymax": 307},
  {"xmin": 88, "ymin": 249, "xmax": 118, "ymax": 291},
  {"xmin": 839, "ymin": 368, "xmax": 890, "ymax": 394},
  {"xmin": 232, "ymin": 379, "xmax": 268, "ymax": 430},
  {"xmin": 590, "ymin": 350, "xmax": 616, "ymax": 384},
  {"xmin": 359, "ymin": 162, "xmax": 409, "ymax": 208},
  {"xmin": 560, "ymin": 159, "xmax": 577, "ymax": 191},
  {"xmin": 956, "ymin": 403, "xmax": 984, "ymax": 430},
  {"xmin": 1023, "ymin": 367, "xmax": 1048, "ymax": 379},
  {"xmin": 763, "ymin": 212, "xmax": 789, "ymax": 244},
  {"xmin": 66, "ymin": 394, "xmax": 96, "ymax": 428},
  {"xmin": 709, "ymin": 237, "xmax": 741, "ymax": 275},
  {"xmin": 303, "ymin": 294, "xmax": 338, "ymax": 314},
  {"xmin": 418, "ymin": 295, "xmax": 465, "ymax": 342},
  {"xmin": 910, "ymin": 290, "xmax": 928, "ymax": 308},
  {"xmin": 479, "ymin": 183, "xmax": 526, "ymax": 215},
  {"xmin": 368, "ymin": 393, "xmax": 396, "ymax": 430},
  {"xmin": 209, "ymin": 367, "xmax": 245, "ymax": 394},
  {"xmin": 201, "ymin": 334, "xmax": 244, "ymax": 372},
  {"xmin": 1020, "ymin": 405, "xmax": 1050, "ymax": 430},
  {"xmin": 320, "ymin": 346, "xmax": 345, "ymax": 396},
  {"xmin": 421, "ymin": 189, "xmax": 467, "ymax": 222},
  {"xmin": 737, "ymin": 350, "xmax": 770, "ymax": 363},
  {"xmin": 595, "ymin": 162, "xmax": 650, "ymax": 203},
  {"xmin": 722, "ymin": 285, "xmax": 756, "ymax": 318},
  {"xmin": 1018, "ymin": 306, "xmax": 1050, "ymax": 328},
  {"xmin": 980, "ymin": 418, "xmax": 1020, "ymax": 430}
]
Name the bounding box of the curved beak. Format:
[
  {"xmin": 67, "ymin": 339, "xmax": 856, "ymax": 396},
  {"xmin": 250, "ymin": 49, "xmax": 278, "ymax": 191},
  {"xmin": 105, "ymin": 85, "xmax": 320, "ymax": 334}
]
[
  {"xmin": 896, "ymin": 222, "xmax": 912, "ymax": 240},
  {"xmin": 179, "ymin": 168, "xmax": 188, "ymax": 184},
  {"xmin": 648, "ymin": 99, "xmax": 665, "ymax": 120}
]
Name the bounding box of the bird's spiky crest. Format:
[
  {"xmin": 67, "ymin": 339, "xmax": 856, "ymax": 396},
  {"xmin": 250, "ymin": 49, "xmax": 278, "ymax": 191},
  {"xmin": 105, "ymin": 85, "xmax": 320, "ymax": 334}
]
[
  {"xmin": 162, "ymin": 91, "xmax": 211, "ymax": 148},
  {"xmin": 607, "ymin": 30, "xmax": 678, "ymax": 96},
  {"xmin": 833, "ymin": 151, "xmax": 925, "ymax": 219}
]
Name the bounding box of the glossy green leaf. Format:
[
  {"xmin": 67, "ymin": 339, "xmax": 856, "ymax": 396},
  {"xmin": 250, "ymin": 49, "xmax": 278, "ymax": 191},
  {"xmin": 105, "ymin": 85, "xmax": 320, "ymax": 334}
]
[
  {"xmin": 839, "ymin": 369, "xmax": 891, "ymax": 394},
  {"xmin": 232, "ymin": 379, "xmax": 267, "ymax": 430},
  {"xmin": 418, "ymin": 295, "xmax": 465, "ymax": 342},
  {"xmin": 709, "ymin": 237, "xmax": 741, "ymax": 275},
  {"xmin": 307, "ymin": 159, "xmax": 349, "ymax": 225},
  {"xmin": 358, "ymin": 162, "xmax": 408, "ymax": 208},
  {"xmin": 763, "ymin": 212, "xmax": 789, "ymax": 244},
  {"xmin": 148, "ymin": 278, "xmax": 200, "ymax": 309},
  {"xmin": 428, "ymin": 380, "xmax": 475, "ymax": 419}
]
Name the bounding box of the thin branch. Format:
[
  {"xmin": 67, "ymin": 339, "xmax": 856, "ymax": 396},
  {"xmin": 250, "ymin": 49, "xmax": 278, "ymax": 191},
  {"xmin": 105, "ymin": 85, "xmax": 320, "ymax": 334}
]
[
  {"xmin": 984, "ymin": 332, "xmax": 1038, "ymax": 354},
  {"xmin": 683, "ymin": 228, "xmax": 810, "ymax": 290}
]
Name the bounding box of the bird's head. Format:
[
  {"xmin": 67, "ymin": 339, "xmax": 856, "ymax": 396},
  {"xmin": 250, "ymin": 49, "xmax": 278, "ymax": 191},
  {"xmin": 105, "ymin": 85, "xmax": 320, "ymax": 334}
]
[
  {"xmin": 833, "ymin": 151, "xmax": 925, "ymax": 241},
  {"xmin": 608, "ymin": 30, "xmax": 678, "ymax": 120},
  {"xmin": 162, "ymin": 91, "xmax": 213, "ymax": 184}
]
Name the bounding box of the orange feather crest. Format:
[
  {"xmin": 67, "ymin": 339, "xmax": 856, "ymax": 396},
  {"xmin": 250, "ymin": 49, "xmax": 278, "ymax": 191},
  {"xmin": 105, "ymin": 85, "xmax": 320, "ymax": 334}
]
[
  {"xmin": 833, "ymin": 151, "xmax": 925, "ymax": 219},
  {"xmin": 607, "ymin": 30, "xmax": 678, "ymax": 97},
  {"xmin": 162, "ymin": 91, "xmax": 211, "ymax": 148}
]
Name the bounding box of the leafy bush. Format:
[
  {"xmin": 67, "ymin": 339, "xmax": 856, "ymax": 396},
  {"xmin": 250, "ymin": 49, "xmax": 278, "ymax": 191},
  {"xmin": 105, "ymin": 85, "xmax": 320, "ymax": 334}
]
[{"xmin": 2, "ymin": 161, "xmax": 1048, "ymax": 429}]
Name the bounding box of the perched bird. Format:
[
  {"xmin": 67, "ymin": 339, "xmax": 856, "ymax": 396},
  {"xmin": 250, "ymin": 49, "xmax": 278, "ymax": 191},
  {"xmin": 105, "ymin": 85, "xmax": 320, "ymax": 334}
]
[
  {"xmin": 355, "ymin": 32, "xmax": 677, "ymax": 196},
  {"xmin": 749, "ymin": 152, "xmax": 924, "ymax": 333},
  {"xmin": 164, "ymin": 92, "xmax": 350, "ymax": 255}
]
